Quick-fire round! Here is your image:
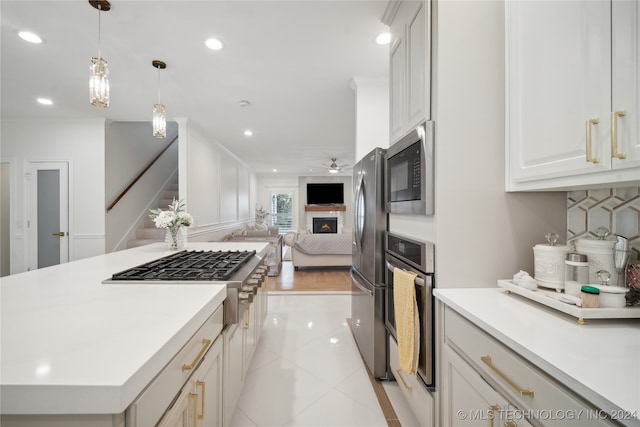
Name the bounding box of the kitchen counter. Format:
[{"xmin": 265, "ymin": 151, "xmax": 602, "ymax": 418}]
[
  {"xmin": 434, "ymin": 288, "xmax": 640, "ymax": 425},
  {"xmin": 0, "ymin": 241, "xmax": 268, "ymax": 415}
]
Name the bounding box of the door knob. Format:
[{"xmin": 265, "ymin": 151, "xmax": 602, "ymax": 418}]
[{"xmin": 52, "ymin": 232, "xmax": 65, "ymax": 237}]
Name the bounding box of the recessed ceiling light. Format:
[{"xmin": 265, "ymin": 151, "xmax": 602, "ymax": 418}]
[
  {"xmin": 37, "ymin": 98, "xmax": 53, "ymax": 105},
  {"xmin": 272, "ymin": 169, "xmax": 278, "ymax": 173},
  {"xmin": 375, "ymin": 32, "xmax": 391, "ymax": 45},
  {"xmin": 18, "ymin": 31, "xmax": 43, "ymax": 44},
  {"xmin": 205, "ymin": 38, "xmax": 224, "ymax": 50},
  {"xmin": 244, "ymin": 130, "xmax": 253, "ymax": 136}
]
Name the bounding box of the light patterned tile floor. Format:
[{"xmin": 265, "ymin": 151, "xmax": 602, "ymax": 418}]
[{"xmin": 229, "ymin": 293, "xmax": 421, "ymax": 427}]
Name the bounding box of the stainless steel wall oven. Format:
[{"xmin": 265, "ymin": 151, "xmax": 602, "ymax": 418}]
[
  {"xmin": 385, "ymin": 121, "xmax": 435, "ymax": 215},
  {"xmin": 384, "ymin": 232, "xmax": 435, "ymax": 388}
]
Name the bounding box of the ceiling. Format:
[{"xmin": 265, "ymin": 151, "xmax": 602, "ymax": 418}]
[{"xmin": 0, "ymin": 0, "xmax": 390, "ymax": 176}]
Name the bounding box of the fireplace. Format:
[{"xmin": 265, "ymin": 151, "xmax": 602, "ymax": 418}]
[{"xmin": 313, "ymin": 217, "xmax": 338, "ymax": 234}]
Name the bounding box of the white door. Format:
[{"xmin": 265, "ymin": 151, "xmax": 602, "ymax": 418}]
[{"xmin": 28, "ymin": 161, "xmax": 69, "ymax": 269}]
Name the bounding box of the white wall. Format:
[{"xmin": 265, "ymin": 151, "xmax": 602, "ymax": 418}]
[
  {"xmin": 1, "ymin": 118, "xmax": 106, "ymax": 273},
  {"xmin": 105, "ymin": 122, "xmax": 179, "ymax": 252},
  {"xmin": 178, "ymin": 119, "xmax": 256, "ymax": 242},
  {"xmin": 351, "ymin": 77, "xmax": 390, "ymax": 161},
  {"xmin": 389, "ymin": 1, "xmax": 567, "ymax": 287}
]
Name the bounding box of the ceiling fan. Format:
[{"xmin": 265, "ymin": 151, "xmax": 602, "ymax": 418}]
[{"xmin": 322, "ymin": 158, "xmax": 350, "ymax": 174}]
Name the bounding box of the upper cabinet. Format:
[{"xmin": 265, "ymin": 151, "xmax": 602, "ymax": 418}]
[
  {"xmin": 388, "ymin": 0, "xmax": 431, "ymax": 144},
  {"xmin": 506, "ymin": 0, "xmax": 640, "ymax": 191}
]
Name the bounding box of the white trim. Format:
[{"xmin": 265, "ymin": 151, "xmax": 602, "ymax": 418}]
[{"xmin": 0, "ymin": 157, "xmax": 17, "ymax": 275}]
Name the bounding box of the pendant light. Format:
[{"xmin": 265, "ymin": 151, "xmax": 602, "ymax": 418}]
[
  {"xmin": 89, "ymin": 0, "xmax": 110, "ymax": 108},
  {"xmin": 152, "ymin": 60, "xmax": 167, "ymax": 139}
]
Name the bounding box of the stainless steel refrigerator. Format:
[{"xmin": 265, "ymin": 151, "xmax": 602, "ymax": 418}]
[{"xmin": 350, "ymin": 147, "xmax": 388, "ymax": 379}]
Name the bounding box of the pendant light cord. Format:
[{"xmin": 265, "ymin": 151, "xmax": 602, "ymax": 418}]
[
  {"xmin": 157, "ymin": 65, "xmax": 161, "ymax": 104},
  {"xmin": 97, "ymin": 4, "xmax": 102, "ymax": 58}
]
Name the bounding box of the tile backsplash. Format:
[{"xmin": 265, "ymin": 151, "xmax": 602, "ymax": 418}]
[{"xmin": 567, "ymin": 187, "xmax": 640, "ymax": 264}]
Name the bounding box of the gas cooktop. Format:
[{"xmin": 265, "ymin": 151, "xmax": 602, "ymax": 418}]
[{"xmin": 108, "ymin": 250, "xmax": 257, "ymax": 282}]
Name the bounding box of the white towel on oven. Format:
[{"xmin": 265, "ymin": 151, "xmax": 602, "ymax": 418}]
[{"xmin": 393, "ymin": 267, "xmax": 420, "ymax": 374}]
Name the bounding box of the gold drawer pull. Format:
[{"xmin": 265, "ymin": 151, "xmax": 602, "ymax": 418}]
[
  {"xmin": 481, "ymin": 355, "xmax": 534, "ymax": 397},
  {"xmin": 488, "ymin": 404, "xmax": 500, "ymax": 427},
  {"xmin": 188, "ymin": 392, "xmax": 199, "ymax": 427},
  {"xmin": 585, "ymin": 118, "xmax": 600, "ymax": 163},
  {"xmin": 196, "ymin": 380, "xmax": 205, "ymax": 419},
  {"xmin": 182, "ymin": 339, "xmax": 212, "ymax": 371},
  {"xmin": 611, "ymin": 110, "xmax": 627, "ymax": 159},
  {"xmin": 504, "ymin": 421, "xmax": 518, "ymax": 427},
  {"xmin": 395, "ymin": 369, "xmax": 413, "ymax": 391}
]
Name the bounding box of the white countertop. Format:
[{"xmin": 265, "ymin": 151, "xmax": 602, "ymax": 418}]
[
  {"xmin": 434, "ymin": 288, "xmax": 640, "ymax": 426},
  {"xmin": 1, "ymin": 242, "xmax": 268, "ymax": 415}
]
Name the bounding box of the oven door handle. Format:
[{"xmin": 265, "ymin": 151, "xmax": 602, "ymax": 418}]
[
  {"xmin": 386, "ymin": 260, "xmax": 425, "ymax": 287},
  {"xmin": 350, "ymin": 270, "xmax": 374, "ymax": 296}
]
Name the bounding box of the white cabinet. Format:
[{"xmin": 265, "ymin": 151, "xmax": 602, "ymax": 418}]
[
  {"xmin": 157, "ymin": 332, "xmax": 223, "ymax": 427},
  {"xmin": 441, "ymin": 344, "xmax": 533, "ymax": 427},
  {"xmin": 388, "ymin": 336, "xmax": 434, "ymax": 427},
  {"xmin": 439, "ymin": 305, "xmax": 617, "ymax": 426},
  {"xmin": 506, "ymin": 0, "xmax": 640, "ymax": 191},
  {"xmin": 389, "ymin": 0, "xmax": 431, "ymax": 144}
]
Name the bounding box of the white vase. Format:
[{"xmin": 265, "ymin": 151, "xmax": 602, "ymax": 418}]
[{"xmin": 165, "ymin": 226, "xmax": 185, "ymax": 250}]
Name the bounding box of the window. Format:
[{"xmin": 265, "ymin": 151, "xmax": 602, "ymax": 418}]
[{"xmin": 270, "ymin": 192, "xmax": 293, "ymax": 232}]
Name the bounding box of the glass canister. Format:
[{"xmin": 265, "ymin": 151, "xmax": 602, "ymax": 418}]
[{"xmin": 565, "ymin": 252, "xmax": 589, "ymax": 297}]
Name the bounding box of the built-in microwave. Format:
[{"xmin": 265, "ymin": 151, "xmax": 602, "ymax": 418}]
[{"xmin": 385, "ymin": 121, "xmax": 434, "ymax": 215}]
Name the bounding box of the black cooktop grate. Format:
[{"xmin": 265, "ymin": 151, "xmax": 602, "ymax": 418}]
[{"xmin": 110, "ymin": 250, "xmax": 257, "ymax": 281}]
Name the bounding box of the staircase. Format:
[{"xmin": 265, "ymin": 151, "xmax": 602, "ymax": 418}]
[{"xmin": 126, "ymin": 182, "xmax": 179, "ymax": 249}]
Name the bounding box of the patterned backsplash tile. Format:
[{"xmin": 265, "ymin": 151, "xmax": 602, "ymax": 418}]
[{"xmin": 567, "ymin": 187, "xmax": 640, "ymax": 265}]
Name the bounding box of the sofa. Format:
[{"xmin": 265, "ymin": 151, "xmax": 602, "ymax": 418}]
[
  {"xmin": 283, "ymin": 230, "xmax": 352, "ymax": 270},
  {"xmin": 222, "ymin": 224, "xmax": 279, "ymax": 240}
]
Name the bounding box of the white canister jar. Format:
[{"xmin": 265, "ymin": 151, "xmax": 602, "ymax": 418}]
[
  {"xmin": 575, "ymin": 238, "xmax": 617, "ymax": 286},
  {"xmin": 533, "ymin": 243, "xmax": 570, "ymax": 289}
]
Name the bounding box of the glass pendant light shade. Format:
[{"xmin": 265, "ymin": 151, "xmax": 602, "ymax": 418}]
[
  {"xmin": 89, "ymin": 1, "xmax": 110, "ymax": 108},
  {"xmin": 153, "ymin": 104, "xmax": 166, "ymax": 138},
  {"xmin": 90, "ymin": 57, "xmax": 109, "ymax": 108}
]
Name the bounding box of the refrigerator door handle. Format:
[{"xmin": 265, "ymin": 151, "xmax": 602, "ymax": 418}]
[
  {"xmin": 354, "ymin": 175, "xmax": 365, "ymax": 253},
  {"xmin": 350, "ymin": 270, "xmax": 374, "ymax": 296}
]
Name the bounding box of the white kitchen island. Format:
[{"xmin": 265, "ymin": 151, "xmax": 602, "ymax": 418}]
[
  {"xmin": 435, "ymin": 287, "xmax": 640, "ymax": 427},
  {"xmin": 0, "ymin": 242, "xmax": 268, "ymax": 425}
]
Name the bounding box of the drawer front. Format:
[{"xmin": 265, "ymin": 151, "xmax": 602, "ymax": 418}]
[
  {"xmin": 389, "ymin": 336, "xmax": 434, "ymax": 427},
  {"xmin": 126, "ymin": 305, "xmax": 224, "ymax": 427},
  {"xmin": 444, "ymin": 307, "xmax": 615, "ymax": 426}
]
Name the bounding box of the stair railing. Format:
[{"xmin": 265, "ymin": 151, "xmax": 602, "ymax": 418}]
[{"xmin": 106, "ymin": 136, "xmax": 178, "ymax": 213}]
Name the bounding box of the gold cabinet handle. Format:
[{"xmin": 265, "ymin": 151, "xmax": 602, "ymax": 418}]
[
  {"xmin": 182, "ymin": 339, "xmax": 212, "ymax": 371},
  {"xmin": 611, "ymin": 110, "xmax": 627, "ymax": 159},
  {"xmin": 196, "ymin": 380, "xmax": 205, "ymax": 420},
  {"xmin": 52, "ymin": 232, "xmax": 65, "ymax": 237},
  {"xmin": 244, "ymin": 306, "xmax": 251, "ymax": 330},
  {"xmin": 481, "ymin": 356, "xmax": 534, "ymax": 397},
  {"xmin": 188, "ymin": 393, "xmax": 199, "ymax": 427},
  {"xmin": 585, "ymin": 118, "xmax": 600, "ymax": 163},
  {"xmin": 504, "ymin": 421, "xmax": 518, "ymax": 427},
  {"xmin": 488, "ymin": 404, "xmax": 500, "ymax": 427},
  {"xmin": 395, "ymin": 369, "xmax": 413, "ymax": 391}
]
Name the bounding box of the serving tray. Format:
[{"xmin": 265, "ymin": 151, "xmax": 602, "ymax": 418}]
[{"xmin": 497, "ymin": 280, "xmax": 640, "ymax": 324}]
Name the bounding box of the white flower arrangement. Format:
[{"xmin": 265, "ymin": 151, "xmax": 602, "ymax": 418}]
[
  {"xmin": 149, "ymin": 198, "xmax": 193, "ymax": 230},
  {"xmin": 255, "ymin": 205, "xmax": 270, "ymax": 225}
]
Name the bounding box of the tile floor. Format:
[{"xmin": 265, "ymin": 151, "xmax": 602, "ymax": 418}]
[{"xmin": 229, "ymin": 293, "xmax": 420, "ymax": 427}]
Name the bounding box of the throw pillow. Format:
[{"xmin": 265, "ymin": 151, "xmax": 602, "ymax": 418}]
[
  {"xmin": 297, "ymin": 227, "xmax": 311, "ymax": 235},
  {"xmin": 255, "ymin": 223, "xmax": 268, "ymax": 231}
]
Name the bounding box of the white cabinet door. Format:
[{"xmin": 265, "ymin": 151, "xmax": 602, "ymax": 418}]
[
  {"xmin": 389, "ymin": 0, "xmax": 430, "ymax": 144},
  {"xmin": 507, "ymin": 0, "xmax": 611, "ymax": 183},
  {"xmin": 406, "ymin": 0, "xmax": 428, "ymax": 130},
  {"xmin": 192, "ymin": 336, "xmax": 224, "ymax": 427},
  {"xmin": 390, "ymin": 30, "xmax": 406, "ymax": 143},
  {"xmin": 612, "ymin": 0, "xmax": 640, "ymax": 169},
  {"xmin": 223, "ymin": 323, "xmax": 244, "ymax": 427},
  {"xmin": 156, "ymin": 383, "xmax": 197, "ymax": 427},
  {"xmin": 441, "ymin": 345, "xmax": 533, "ymax": 427}
]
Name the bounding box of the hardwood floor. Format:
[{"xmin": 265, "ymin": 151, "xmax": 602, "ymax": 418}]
[{"xmin": 267, "ymin": 261, "xmax": 352, "ymax": 292}]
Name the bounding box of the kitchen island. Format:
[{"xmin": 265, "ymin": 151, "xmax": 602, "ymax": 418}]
[
  {"xmin": 435, "ymin": 287, "xmax": 640, "ymax": 427},
  {"xmin": 0, "ymin": 241, "xmax": 268, "ymax": 424}
]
